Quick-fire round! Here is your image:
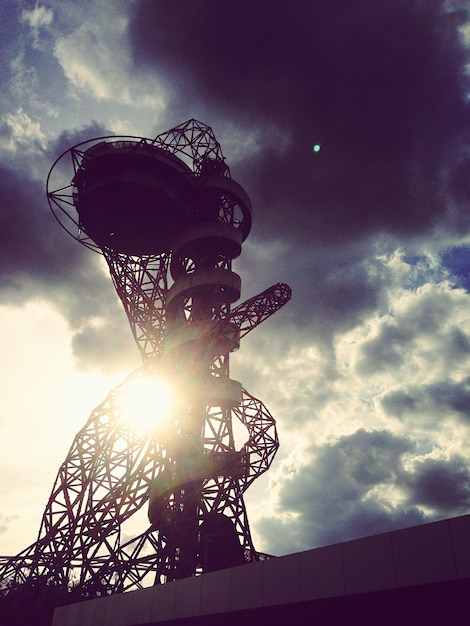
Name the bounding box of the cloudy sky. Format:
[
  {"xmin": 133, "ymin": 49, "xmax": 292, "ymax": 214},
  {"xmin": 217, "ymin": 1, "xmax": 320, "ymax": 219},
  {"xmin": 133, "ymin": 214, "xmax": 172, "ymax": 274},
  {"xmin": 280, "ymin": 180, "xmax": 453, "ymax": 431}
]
[{"xmin": 2, "ymin": 0, "xmax": 470, "ymax": 561}]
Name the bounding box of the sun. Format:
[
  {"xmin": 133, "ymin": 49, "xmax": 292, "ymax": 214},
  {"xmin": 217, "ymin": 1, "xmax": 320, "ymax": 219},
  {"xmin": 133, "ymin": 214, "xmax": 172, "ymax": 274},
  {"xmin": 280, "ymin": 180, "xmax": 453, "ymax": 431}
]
[{"xmin": 120, "ymin": 375, "xmax": 172, "ymax": 435}]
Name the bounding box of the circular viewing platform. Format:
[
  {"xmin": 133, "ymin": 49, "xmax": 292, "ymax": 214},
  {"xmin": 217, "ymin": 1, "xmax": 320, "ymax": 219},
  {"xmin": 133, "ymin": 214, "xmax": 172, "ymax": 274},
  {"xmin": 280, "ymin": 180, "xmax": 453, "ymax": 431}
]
[
  {"xmin": 73, "ymin": 142, "xmax": 194, "ymax": 255},
  {"xmin": 47, "ymin": 126, "xmax": 253, "ymax": 256}
]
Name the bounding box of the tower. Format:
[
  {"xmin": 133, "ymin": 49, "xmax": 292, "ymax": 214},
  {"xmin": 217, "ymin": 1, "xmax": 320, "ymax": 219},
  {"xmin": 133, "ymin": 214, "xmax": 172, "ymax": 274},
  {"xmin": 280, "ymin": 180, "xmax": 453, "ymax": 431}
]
[{"xmin": 0, "ymin": 120, "xmax": 291, "ymax": 593}]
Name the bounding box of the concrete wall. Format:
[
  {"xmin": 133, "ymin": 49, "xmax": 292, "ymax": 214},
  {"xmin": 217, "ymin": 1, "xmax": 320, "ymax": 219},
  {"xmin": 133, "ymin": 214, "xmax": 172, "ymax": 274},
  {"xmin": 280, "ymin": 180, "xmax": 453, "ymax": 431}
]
[{"xmin": 52, "ymin": 513, "xmax": 470, "ymax": 626}]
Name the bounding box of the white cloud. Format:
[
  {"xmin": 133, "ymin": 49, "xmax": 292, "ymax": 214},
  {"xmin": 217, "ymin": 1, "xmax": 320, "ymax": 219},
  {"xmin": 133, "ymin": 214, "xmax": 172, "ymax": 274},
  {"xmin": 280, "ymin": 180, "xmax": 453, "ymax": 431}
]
[
  {"xmin": 237, "ymin": 252, "xmax": 470, "ymax": 552},
  {"xmin": 219, "ymin": 121, "xmax": 292, "ymax": 165},
  {"xmin": 9, "ymin": 52, "xmax": 39, "ymax": 106},
  {"xmin": 330, "ymin": 279, "xmax": 470, "ymax": 455},
  {"xmin": 349, "ymin": 282, "xmax": 470, "ymax": 385},
  {"xmin": 21, "ymin": 5, "xmax": 53, "ymax": 29},
  {"xmin": 0, "ymin": 107, "xmax": 46, "ymax": 153},
  {"xmin": 21, "ymin": 4, "xmax": 54, "ymax": 47},
  {"xmin": 54, "ymin": 19, "xmax": 167, "ymax": 111},
  {"xmin": 8, "ymin": 51, "xmax": 58, "ymax": 124},
  {"xmin": 0, "ymin": 302, "xmax": 127, "ymax": 554}
]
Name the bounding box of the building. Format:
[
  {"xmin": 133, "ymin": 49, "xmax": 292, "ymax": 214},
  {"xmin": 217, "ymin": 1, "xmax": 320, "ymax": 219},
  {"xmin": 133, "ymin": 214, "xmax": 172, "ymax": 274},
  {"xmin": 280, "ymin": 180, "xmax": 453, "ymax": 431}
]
[{"xmin": 52, "ymin": 513, "xmax": 470, "ymax": 625}]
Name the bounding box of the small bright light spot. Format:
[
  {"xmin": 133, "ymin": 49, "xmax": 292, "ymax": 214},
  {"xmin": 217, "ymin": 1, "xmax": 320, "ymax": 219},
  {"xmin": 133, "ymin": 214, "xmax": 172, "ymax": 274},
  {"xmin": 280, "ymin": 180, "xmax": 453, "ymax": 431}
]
[
  {"xmin": 313, "ymin": 144, "xmax": 321, "ymax": 153},
  {"xmin": 120, "ymin": 376, "xmax": 171, "ymax": 435}
]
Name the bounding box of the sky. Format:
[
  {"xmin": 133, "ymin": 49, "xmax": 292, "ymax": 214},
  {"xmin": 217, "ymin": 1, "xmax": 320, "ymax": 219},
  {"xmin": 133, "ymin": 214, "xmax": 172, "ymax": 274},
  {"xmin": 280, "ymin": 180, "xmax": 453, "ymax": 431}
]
[{"xmin": 2, "ymin": 0, "xmax": 470, "ymax": 561}]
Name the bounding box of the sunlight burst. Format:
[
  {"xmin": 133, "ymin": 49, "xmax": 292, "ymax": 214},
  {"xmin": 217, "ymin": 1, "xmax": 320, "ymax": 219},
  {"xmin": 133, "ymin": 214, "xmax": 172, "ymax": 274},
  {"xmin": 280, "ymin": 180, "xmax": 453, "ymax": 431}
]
[{"xmin": 120, "ymin": 376, "xmax": 172, "ymax": 435}]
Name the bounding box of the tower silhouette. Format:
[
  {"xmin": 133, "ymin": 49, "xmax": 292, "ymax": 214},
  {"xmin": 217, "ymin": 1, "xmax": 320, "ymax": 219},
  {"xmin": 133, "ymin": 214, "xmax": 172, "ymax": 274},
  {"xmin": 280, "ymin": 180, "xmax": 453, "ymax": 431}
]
[{"xmin": 0, "ymin": 120, "xmax": 291, "ymax": 593}]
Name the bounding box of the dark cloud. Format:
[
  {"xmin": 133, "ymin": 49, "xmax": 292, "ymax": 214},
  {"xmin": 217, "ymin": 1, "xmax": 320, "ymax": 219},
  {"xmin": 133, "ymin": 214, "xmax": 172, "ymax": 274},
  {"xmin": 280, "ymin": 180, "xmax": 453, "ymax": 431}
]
[
  {"xmin": 258, "ymin": 428, "xmax": 470, "ymax": 553},
  {"xmin": 405, "ymin": 455, "xmax": 470, "ymax": 512},
  {"xmin": 129, "ymin": 0, "xmax": 470, "ymax": 246},
  {"xmin": 47, "ymin": 121, "xmax": 112, "ymax": 162},
  {"xmin": 0, "ymin": 120, "xmax": 137, "ymax": 371},
  {"xmin": 355, "ymin": 287, "xmax": 470, "ymax": 376},
  {"xmin": 235, "ymin": 235, "xmax": 406, "ymax": 359},
  {"xmin": 0, "ymin": 161, "xmax": 82, "ymax": 289},
  {"xmin": 6, "ymin": 1, "xmax": 469, "ymax": 381},
  {"xmin": 381, "ymin": 378, "xmax": 470, "ymax": 423},
  {"xmin": 127, "ymin": 0, "xmax": 470, "ymax": 370},
  {"xmin": 257, "ymin": 429, "xmax": 420, "ymax": 552},
  {"xmin": 356, "ymin": 322, "xmax": 416, "ymax": 375},
  {"xmin": 0, "ymin": 121, "xmax": 110, "ymax": 293}
]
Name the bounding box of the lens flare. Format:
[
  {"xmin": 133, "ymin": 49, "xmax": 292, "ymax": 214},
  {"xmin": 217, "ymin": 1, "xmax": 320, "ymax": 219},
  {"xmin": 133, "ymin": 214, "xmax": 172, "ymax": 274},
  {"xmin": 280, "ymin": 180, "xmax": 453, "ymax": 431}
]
[{"xmin": 120, "ymin": 376, "xmax": 171, "ymax": 435}]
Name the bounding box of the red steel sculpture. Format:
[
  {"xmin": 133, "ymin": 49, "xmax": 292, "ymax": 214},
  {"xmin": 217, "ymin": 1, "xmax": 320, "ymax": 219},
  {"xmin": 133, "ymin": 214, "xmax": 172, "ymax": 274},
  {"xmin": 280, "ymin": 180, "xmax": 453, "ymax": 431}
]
[{"xmin": 0, "ymin": 120, "xmax": 291, "ymax": 593}]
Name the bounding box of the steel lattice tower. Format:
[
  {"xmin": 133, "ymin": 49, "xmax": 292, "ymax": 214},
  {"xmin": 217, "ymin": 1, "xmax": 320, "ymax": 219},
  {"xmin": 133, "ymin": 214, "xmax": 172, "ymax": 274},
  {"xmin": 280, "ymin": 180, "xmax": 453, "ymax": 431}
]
[{"xmin": 0, "ymin": 120, "xmax": 291, "ymax": 593}]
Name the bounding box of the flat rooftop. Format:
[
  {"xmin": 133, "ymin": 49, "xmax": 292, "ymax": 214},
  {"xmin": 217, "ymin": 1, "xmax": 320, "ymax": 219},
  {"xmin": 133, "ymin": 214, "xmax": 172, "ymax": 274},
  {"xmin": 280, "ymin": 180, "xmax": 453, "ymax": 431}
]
[{"xmin": 53, "ymin": 513, "xmax": 470, "ymax": 625}]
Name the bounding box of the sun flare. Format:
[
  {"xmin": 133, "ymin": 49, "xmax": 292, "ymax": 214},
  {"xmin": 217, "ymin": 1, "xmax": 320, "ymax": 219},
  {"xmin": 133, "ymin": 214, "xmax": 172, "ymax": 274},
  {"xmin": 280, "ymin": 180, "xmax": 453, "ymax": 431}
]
[{"xmin": 120, "ymin": 375, "xmax": 172, "ymax": 435}]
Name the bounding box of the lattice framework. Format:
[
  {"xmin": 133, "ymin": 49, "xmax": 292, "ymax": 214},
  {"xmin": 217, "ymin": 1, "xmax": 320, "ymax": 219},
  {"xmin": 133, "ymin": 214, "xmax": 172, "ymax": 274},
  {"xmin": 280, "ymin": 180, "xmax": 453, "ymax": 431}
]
[{"xmin": 0, "ymin": 120, "xmax": 291, "ymax": 594}]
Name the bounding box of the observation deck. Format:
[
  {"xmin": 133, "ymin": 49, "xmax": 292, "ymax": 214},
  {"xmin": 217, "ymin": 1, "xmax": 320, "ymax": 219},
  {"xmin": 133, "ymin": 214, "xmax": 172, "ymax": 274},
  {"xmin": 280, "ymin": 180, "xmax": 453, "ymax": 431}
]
[
  {"xmin": 70, "ymin": 140, "xmax": 252, "ymax": 256},
  {"xmin": 72, "ymin": 142, "xmax": 194, "ymax": 255}
]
